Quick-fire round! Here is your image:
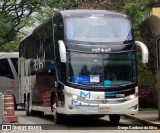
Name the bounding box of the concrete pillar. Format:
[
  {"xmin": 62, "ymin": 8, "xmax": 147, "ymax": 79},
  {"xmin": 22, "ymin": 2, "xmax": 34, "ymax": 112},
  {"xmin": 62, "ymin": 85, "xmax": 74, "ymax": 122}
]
[{"xmin": 156, "ymin": 70, "xmax": 160, "ymax": 120}]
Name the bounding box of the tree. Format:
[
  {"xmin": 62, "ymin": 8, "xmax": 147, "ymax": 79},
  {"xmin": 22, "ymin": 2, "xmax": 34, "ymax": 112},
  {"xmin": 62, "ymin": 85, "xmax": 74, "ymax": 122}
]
[
  {"xmin": 0, "ymin": 13, "xmax": 17, "ymax": 50},
  {"xmin": 77, "ymin": 0, "xmax": 125, "ymax": 10},
  {"xmin": 1, "ymin": 0, "xmax": 56, "ymax": 33},
  {"xmin": 0, "ymin": 0, "xmax": 79, "ymax": 51}
]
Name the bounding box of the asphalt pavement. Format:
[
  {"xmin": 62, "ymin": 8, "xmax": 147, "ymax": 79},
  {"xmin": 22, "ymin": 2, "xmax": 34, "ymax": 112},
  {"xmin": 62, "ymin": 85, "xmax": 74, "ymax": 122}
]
[{"xmin": 125, "ymin": 110, "xmax": 160, "ymax": 128}]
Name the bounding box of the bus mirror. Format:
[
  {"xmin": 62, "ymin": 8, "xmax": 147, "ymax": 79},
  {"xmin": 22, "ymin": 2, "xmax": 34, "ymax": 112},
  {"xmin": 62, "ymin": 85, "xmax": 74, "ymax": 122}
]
[
  {"xmin": 58, "ymin": 40, "xmax": 66, "ymax": 63},
  {"xmin": 135, "ymin": 41, "xmax": 149, "ymax": 63}
]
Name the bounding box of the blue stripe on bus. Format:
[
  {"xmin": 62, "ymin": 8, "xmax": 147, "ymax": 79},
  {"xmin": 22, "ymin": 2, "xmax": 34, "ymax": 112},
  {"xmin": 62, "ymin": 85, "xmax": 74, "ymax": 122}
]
[{"xmin": 105, "ymin": 93, "xmax": 116, "ymax": 97}]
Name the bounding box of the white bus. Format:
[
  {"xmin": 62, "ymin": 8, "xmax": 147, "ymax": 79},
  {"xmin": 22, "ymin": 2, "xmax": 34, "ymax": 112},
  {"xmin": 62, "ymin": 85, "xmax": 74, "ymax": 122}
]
[
  {"xmin": 19, "ymin": 10, "xmax": 149, "ymax": 124},
  {"xmin": 0, "ymin": 52, "xmax": 19, "ymax": 109}
]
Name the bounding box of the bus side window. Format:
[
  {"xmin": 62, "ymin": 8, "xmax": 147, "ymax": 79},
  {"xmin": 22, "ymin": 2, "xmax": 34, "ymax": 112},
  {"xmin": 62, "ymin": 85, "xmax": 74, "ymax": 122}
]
[
  {"xmin": 11, "ymin": 58, "xmax": 18, "ymax": 74},
  {"xmin": 43, "ymin": 37, "xmax": 54, "ymax": 60},
  {"xmin": 0, "ymin": 59, "xmax": 14, "ymax": 79},
  {"xmin": 54, "ymin": 17, "xmax": 64, "ymax": 42},
  {"xmin": 53, "ymin": 16, "xmax": 66, "ymax": 83}
]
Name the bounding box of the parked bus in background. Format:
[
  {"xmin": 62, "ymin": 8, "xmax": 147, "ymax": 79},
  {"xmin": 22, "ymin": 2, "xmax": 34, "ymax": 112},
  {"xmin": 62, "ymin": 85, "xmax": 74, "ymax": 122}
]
[
  {"xmin": 0, "ymin": 52, "xmax": 19, "ymax": 109},
  {"xmin": 19, "ymin": 10, "xmax": 149, "ymax": 124}
]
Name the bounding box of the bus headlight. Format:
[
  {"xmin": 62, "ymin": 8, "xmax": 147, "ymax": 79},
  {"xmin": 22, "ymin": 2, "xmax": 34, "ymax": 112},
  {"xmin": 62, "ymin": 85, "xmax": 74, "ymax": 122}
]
[
  {"xmin": 72, "ymin": 95, "xmax": 78, "ymax": 100},
  {"xmin": 129, "ymin": 94, "xmax": 135, "ymax": 100}
]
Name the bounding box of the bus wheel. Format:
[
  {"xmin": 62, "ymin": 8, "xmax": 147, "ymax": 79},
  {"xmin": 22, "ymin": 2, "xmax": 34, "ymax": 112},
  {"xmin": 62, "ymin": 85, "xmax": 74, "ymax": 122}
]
[
  {"xmin": 51, "ymin": 98, "xmax": 63, "ymax": 124},
  {"xmin": 54, "ymin": 111, "xmax": 64, "ymax": 124},
  {"xmin": 109, "ymin": 115, "xmax": 121, "ymax": 125},
  {"xmin": 24, "ymin": 99, "xmax": 26, "ymax": 109},
  {"xmin": 14, "ymin": 96, "xmax": 17, "ymax": 110},
  {"xmin": 24, "ymin": 95, "xmax": 26, "ymax": 109},
  {"xmin": 26, "ymin": 95, "xmax": 34, "ymax": 116}
]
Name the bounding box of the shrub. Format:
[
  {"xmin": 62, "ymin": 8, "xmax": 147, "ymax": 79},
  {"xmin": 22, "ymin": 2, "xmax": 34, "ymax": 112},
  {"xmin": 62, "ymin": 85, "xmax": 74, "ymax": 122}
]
[
  {"xmin": 138, "ymin": 68, "xmax": 157, "ymax": 109},
  {"xmin": 139, "ymin": 87, "xmax": 158, "ymax": 108}
]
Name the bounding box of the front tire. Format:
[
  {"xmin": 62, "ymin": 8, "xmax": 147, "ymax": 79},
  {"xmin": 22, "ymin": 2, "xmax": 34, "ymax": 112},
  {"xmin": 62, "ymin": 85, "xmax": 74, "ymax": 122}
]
[
  {"xmin": 51, "ymin": 93, "xmax": 63, "ymax": 124},
  {"xmin": 26, "ymin": 94, "xmax": 34, "ymax": 116},
  {"xmin": 14, "ymin": 96, "xmax": 17, "ymax": 110},
  {"xmin": 109, "ymin": 115, "xmax": 121, "ymax": 125},
  {"xmin": 24, "ymin": 94, "xmax": 26, "ymax": 109},
  {"xmin": 54, "ymin": 111, "xmax": 64, "ymax": 124}
]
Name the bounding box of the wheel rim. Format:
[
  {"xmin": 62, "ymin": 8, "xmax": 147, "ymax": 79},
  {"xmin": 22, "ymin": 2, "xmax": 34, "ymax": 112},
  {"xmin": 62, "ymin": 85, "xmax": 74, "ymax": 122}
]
[
  {"xmin": 26, "ymin": 102, "xmax": 29, "ymax": 115},
  {"xmin": 26, "ymin": 102, "xmax": 28, "ymax": 108},
  {"xmin": 52, "ymin": 103, "xmax": 57, "ymax": 120},
  {"xmin": 29, "ymin": 99, "xmax": 32, "ymax": 113},
  {"xmin": 52, "ymin": 103, "xmax": 56, "ymax": 113},
  {"xmin": 26, "ymin": 96, "xmax": 32, "ymax": 115}
]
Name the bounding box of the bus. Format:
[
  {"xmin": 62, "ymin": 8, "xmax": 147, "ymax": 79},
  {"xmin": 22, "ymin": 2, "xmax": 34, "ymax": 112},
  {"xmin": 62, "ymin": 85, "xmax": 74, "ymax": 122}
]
[
  {"xmin": 19, "ymin": 10, "xmax": 149, "ymax": 124},
  {"xmin": 0, "ymin": 52, "xmax": 19, "ymax": 109}
]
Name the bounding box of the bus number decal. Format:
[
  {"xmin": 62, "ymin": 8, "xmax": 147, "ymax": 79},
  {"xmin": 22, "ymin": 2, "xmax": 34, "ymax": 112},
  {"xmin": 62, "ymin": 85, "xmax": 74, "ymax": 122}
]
[{"xmin": 116, "ymin": 94, "xmax": 125, "ymax": 98}]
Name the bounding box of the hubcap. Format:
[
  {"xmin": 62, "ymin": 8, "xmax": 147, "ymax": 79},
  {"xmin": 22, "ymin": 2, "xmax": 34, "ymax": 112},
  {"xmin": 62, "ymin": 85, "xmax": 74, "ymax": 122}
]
[{"xmin": 52, "ymin": 103, "xmax": 56, "ymax": 114}]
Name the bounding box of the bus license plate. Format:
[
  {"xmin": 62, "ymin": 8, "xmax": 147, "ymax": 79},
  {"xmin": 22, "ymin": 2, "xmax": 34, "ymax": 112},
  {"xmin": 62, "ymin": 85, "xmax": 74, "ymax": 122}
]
[{"xmin": 98, "ymin": 107, "xmax": 110, "ymax": 112}]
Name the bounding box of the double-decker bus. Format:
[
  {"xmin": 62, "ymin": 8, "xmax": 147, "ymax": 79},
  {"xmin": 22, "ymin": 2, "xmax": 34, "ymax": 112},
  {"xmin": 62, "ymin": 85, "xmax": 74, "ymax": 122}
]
[{"xmin": 19, "ymin": 10, "xmax": 148, "ymax": 124}]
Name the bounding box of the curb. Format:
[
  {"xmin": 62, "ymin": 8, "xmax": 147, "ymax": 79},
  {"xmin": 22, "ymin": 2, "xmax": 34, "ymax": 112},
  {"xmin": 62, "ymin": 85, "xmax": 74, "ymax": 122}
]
[{"xmin": 124, "ymin": 115, "xmax": 160, "ymax": 128}]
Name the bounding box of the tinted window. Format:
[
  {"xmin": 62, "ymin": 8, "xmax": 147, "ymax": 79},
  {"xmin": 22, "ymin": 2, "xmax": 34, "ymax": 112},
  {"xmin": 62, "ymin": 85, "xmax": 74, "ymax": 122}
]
[
  {"xmin": 0, "ymin": 59, "xmax": 14, "ymax": 79},
  {"xmin": 43, "ymin": 37, "xmax": 54, "ymax": 60},
  {"xmin": 66, "ymin": 17, "xmax": 132, "ymax": 42},
  {"xmin": 67, "ymin": 51, "xmax": 136, "ymax": 87},
  {"xmin": 11, "ymin": 58, "xmax": 18, "ymax": 74}
]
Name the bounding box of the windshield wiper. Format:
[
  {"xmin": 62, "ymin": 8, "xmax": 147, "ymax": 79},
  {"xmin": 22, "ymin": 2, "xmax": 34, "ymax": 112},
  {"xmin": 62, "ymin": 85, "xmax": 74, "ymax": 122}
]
[
  {"xmin": 117, "ymin": 82, "xmax": 136, "ymax": 87},
  {"xmin": 81, "ymin": 82, "xmax": 101, "ymax": 87},
  {"xmin": 68, "ymin": 82, "xmax": 100, "ymax": 87}
]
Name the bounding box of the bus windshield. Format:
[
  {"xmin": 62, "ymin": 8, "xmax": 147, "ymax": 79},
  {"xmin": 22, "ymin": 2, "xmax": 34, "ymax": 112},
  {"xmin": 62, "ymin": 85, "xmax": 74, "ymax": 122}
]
[
  {"xmin": 65, "ymin": 17, "xmax": 133, "ymax": 42},
  {"xmin": 67, "ymin": 51, "xmax": 136, "ymax": 87}
]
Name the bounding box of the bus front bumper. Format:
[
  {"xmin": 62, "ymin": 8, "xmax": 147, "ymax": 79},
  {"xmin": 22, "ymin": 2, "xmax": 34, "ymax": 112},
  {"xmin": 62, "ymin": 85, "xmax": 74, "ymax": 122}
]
[{"xmin": 59, "ymin": 96, "xmax": 138, "ymax": 115}]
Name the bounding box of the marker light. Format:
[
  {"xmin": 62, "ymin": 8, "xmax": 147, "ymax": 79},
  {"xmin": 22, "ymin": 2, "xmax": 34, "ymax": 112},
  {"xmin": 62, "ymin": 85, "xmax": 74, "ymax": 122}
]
[{"xmin": 10, "ymin": 81, "xmax": 15, "ymax": 88}]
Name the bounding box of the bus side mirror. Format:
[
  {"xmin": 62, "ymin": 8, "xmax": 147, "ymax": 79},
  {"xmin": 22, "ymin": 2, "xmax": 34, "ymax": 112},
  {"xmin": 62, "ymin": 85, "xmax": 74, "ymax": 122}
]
[
  {"xmin": 135, "ymin": 41, "xmax": 149, "ymax": 63},
  {"xmin": 58, "ymin": 40, "xmax": 66, "ymax": 63}
]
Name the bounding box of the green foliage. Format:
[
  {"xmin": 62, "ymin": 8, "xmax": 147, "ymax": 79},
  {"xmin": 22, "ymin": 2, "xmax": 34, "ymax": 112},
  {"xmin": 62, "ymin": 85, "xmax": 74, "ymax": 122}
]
[
  {"xmin": 52, "ymin": 0, "xmax": 77, "ymax": 10},
  {"xmin": 139, "ymin": 87, "xmax": 158, "ymax": 109},
  {"xmin": 0, "ymin": 13, "xmax": 17, "ymax": 50},
  {"xmin": 123, "ymin": 0, "xmax": 159, "ymax": 109},
  {"xmin": 124, "ymin": 0, "xmax": 157, "ymax": 78},
  {"xmin": 1, "ymin": 38, "xmax": 20, "ymax": 52},
  {"xmin": 123, "ymin": 1, "xmax": 149, "ymax": 39},
  {"xmin": 138, "ymin": 68, "xmax": 155, "ymax": 88},
  {"xmin": 0, "ymin": 0, "xmax": 77, "ymax": 51}
]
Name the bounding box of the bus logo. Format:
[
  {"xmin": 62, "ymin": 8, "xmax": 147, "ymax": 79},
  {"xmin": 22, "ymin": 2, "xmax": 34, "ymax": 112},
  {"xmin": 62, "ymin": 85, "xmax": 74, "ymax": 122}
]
[
  {"xmin": 80, "ymin": 91, "xmax": 90, "ymax": 98},
  {"xmin": 33, "ymin": 53, "xmax": 45, "ymax": 71}
]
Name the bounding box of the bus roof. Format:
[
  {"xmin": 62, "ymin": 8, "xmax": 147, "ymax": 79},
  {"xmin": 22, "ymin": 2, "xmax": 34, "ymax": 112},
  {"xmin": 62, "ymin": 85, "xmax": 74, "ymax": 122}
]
[
  {"xmin": 20, "ymin": 32, "xmax": 33, "ymax": 42},
  {"xmin": 59, "ymin": 10, "xmax": 127, "ymax": 18},
  {"xmin": 20, "ymin": 10, "xmax": 128, "ymax": 43},
  {"xmin": 33, "ymin": 10, "xmax": 127, "ymax": 33},
  {"xmin": 0, "ymin": 52, "xmax": 19, "ymax": 59}
]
